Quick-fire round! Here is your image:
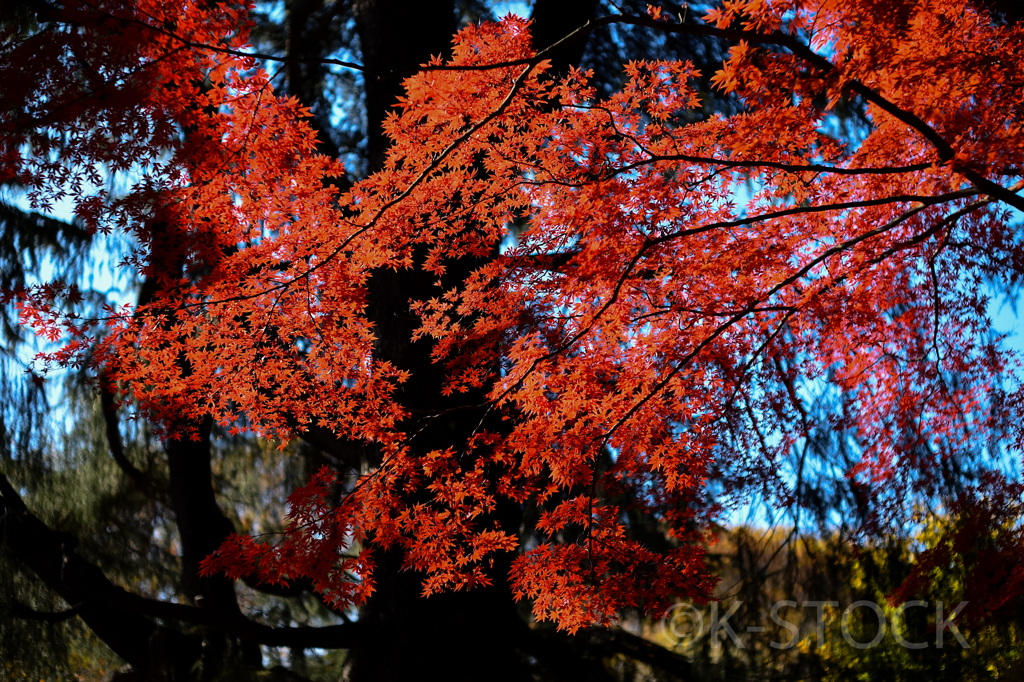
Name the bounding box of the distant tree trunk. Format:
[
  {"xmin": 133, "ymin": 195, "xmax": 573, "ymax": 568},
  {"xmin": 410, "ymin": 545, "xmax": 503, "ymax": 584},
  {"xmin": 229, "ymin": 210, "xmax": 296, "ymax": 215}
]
[
  {"xmin": 143, "ymin": 192, "xmax": 261, "ymax": 675},
  {"xmin": 167, "ymin": 421, "xmax": 262, "ymax": 674},
  {"xmin": 341, "ymin": 1, "xmax": 598, "ymax": 679}
]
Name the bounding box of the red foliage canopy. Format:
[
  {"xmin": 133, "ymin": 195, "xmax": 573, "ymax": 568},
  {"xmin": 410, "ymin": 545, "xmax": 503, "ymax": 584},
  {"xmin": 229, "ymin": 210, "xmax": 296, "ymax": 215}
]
[{"xmin": 6, "ymin": 0, "xmax": 1024, "ymax": 632}]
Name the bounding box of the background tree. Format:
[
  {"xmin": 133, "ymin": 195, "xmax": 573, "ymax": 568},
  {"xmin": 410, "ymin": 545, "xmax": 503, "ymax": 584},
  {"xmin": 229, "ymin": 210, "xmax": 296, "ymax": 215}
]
[
  {"xmin": 3, "ymin": 0, "xmax": 1024, "ymax": 681},
  {"xmin": 1, "ymin": 1, "xmax": 734, "ymax": 678}
]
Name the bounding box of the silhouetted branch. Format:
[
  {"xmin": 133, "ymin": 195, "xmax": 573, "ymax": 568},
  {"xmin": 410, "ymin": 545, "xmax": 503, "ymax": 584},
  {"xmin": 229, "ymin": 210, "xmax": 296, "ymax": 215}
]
[
  {"xmin": 0, "ymin": 473, "xmax": 369, "ymax": 650},
  {"xmin": 98, "ymin": 372, "xmax": 148, "ymax": 489},
  {"xmin": 11, "ymin": 600, "xmax": 85, "ymax": 623}
]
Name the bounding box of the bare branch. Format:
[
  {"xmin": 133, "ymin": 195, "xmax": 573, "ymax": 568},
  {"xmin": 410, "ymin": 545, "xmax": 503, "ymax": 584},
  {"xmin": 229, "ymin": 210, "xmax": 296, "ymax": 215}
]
[{"xmin": 0, "ymin": 473, "xmax": 369, "ymax": 650}]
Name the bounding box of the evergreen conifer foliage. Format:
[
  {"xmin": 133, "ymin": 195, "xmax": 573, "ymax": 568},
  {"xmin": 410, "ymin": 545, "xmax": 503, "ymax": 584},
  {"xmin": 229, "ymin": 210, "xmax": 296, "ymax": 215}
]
[{"xmin": 3, "ymin": 0, "xmax": 1024, "ymax": 678}]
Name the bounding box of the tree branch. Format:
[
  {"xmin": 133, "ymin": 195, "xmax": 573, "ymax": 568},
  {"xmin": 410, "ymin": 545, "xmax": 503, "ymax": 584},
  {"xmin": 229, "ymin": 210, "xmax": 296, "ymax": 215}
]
[
  {"xmin": 11, "ymin": 600, "xmax": 85, "ymax": 623},
  {"xmin": 577, "ymin": 626, "xmax": 693, "ymax": 678},
  {"xmin": 0, "ymin": 472, "xmax": 159, "ymax": 670},
  {"xmin": 0, "ymin": 473, "xmax": 369, "ymax": 651},
  {"xmin": 153, "ymin": 10, "xmax": 1023, "ymax": 212},
  {"xmin": 98, "ymin": 372, "xmax": 148, "ymax": 489}
]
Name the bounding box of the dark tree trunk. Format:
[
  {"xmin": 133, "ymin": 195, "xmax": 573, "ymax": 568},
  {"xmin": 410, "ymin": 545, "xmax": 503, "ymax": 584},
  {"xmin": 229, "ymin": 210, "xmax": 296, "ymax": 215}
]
[
  {"xmin": 351, "ymin": 0, "xmax": 458, "ymax": 172},
  {"xmin": 150, "ymin": 203, "xmax": 261, "ymax": 675},
  {"xmin": 342, "ymin": 1, "xmax": 600, "ymax": 679},
  {"xmin": 166, "ymin": 420, "xmax": 263, "ymax": 674},
  {"xmin": 1, "ymin": 2, "xmax": 607, "ymax": 679}
]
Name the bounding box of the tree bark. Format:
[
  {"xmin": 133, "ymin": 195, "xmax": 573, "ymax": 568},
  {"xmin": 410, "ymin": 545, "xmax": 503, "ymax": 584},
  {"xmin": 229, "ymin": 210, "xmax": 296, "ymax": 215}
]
[
  {"xmin": 0, "ymin": 474, "xmax": 203, "ymax": 680},
  {"xmin": 166, "ymin": 420, "xmax": 263, "ymax": 673},
  {"xmin": 1, "ymin": 2, "xmax": 622, "ymax": 679},
  {"xmin": 342, "ymin": 1, "xmax": 601, "ymax": 679}
]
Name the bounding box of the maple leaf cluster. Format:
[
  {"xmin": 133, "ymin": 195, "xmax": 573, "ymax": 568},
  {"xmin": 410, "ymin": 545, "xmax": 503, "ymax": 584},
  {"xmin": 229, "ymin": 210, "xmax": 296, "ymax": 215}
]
[{"xmin": 6, "ymin": 0, "xmax": 1024, "ymax": 632}]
